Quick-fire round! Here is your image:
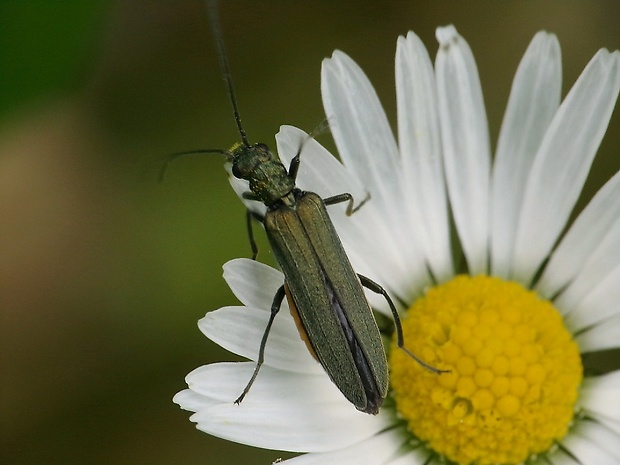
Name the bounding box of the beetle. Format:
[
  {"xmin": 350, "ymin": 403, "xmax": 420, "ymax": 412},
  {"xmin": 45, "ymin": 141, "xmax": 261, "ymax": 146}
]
[{"xmin": 167, "ymin": 0, "xmax": 445, "ymax": 415}]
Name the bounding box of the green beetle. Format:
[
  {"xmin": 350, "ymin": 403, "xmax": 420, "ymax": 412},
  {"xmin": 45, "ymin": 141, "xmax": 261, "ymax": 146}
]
[{"xmin": 168, "ymin": 0, "xmax": 445, "ymax": 415}]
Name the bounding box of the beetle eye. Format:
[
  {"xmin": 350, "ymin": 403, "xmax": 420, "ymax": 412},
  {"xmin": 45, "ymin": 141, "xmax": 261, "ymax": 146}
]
[{"xmin": 231, "ymin": 163, "xmax": 242, "ymax": 178}]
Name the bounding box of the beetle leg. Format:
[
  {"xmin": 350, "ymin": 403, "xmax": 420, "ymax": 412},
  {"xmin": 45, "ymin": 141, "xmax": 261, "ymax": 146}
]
[
  {"xmin": 245, "ymin": 209, "xmax": 265, "ymax": 260},
  {"xmin": 358, "ymin": 274, "xmax": 449, "ymax": 375},
  {"xmin": 324, "ymin": 192, "xmax": 370, "ymax": 216},
  {"xmin": 235, "ymin": 284, "xmax": 286, "ymax": 404}
]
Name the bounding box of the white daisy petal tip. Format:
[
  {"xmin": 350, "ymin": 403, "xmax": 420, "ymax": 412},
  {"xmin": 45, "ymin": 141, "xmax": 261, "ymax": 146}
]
[
  {"xmin": 222, "ymin": 258, "xmax": 284, "ymax": 309},
  {"xmin": 173, "ymin": 388, "xmax": 218, "ymax": 413},
  {"xmin": 325, "ymin": 48, "xmax": 346, "ymax": 62},
  {"xmin": 435, "ymin": 24, "xmax": 458, "ymax": 46}
]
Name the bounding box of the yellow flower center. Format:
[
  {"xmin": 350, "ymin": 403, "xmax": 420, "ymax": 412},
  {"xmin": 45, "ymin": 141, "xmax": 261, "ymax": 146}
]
[{"xmin": 389, "ymin": 275, "xmax": 582, "ymax": 465}]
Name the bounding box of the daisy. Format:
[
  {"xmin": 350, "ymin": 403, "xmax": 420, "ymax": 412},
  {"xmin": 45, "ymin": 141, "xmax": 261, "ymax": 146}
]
[{"xmin": 174, "ymin": 25, "xmax": 620, "ymax": 465}]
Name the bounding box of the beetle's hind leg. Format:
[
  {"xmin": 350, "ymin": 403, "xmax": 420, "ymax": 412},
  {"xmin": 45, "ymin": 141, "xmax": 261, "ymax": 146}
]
[{"xmin": 358, "ymin": 274, "xmax": 450, "ymax": 375}]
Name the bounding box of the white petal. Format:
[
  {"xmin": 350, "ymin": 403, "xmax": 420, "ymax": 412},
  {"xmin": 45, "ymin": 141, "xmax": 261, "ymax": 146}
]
[
  {"xmin": 562, "ymin": 263, "xmax": 620, "ymax": 330},
  {"xmin": 579, "ymin": 371, "xmax": 620, "ymax": 421},
  {"xmin": 575, "ymin": 311, "xmax": 620, "ymax": 352},
  {"xmin": 321, "ymin": 50, "xmax": 416, "ymax": 290},
  {"xmin": 189, "ymin": 400, "xmax": 393, "ymax": 453},
  {"xmin": 184, "ymin": 362, "xmax": 344, "ymax": 404},
  {"xmin": 571, "ymin": 419, "xmax": 620, "ymax": 461},
  {"xmin": 384, "ymin": 446, "xmax": 434, "ymax": 465},
  {"xmin": 321, "ymin": 51, "xmax": 403, "ymax": 215},
  {"xmin": 491, "ymin": 32, "xmax": 561, "ymax": 278},
  {"xmin": 396, "ymin": 31, "xmax": 453, "ymax": 283},
  {"xmin": 537, "ymin": 170, "xmax": 620, "ymax": 306},
  {"xmin": 173, "ymin": 388, "xmax": 218, "ymax": 412},
  {"xmin": 279, "ymin": 428, "xmax": 405, "ymax": 464},
  {"xmin": 223, "ymin": 258, "xmax": 284, "ymax": 309},
  {"xmin": 561, "ymin": 430, "xmax": 619, "ymax": 465},
  {"xmin": 435, "ymin": 25, "xmax": 490, "ymax": 275},
  {"xmin": 546, "ymin": 448, "xmax": 581, "ymax": 465},
  {"xmin": 596, "ymin": 416, "xmax": 620, "ymax": 436},
  {"xmin": 512, "ymin": 49, "xmax": 620, "ymax": 285},
  {"xmin": 199, "ymin": 306, "xmax": 321, "ymax": 373}
]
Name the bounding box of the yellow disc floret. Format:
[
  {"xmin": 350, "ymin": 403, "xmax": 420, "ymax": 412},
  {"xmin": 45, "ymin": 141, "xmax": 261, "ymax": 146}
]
[{"xmin": 390, "ymin": 275, "xmax": 582, "ymax": 465}]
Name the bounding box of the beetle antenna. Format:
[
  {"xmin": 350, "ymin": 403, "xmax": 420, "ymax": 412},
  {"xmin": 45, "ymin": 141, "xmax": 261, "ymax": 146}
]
[
  {"xmin": 158, "ymin": 149, "xmax": 228, "ymax": 183},
  {"xmin": 206, "ymin": 0, "xmax": 250, "ymax": 147}
]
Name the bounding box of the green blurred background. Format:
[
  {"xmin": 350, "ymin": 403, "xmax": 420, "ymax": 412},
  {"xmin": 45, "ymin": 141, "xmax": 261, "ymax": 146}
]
[{"xmin": 1, "ymin": 1, "xmax": 619, "ymax": 464}]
